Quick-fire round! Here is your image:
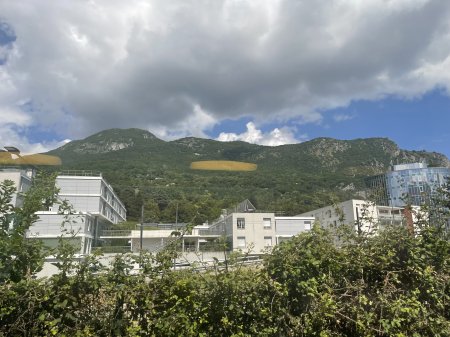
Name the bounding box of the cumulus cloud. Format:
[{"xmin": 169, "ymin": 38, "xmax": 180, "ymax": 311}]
[
  {"xmin": 1, "ymin": 0, "xmax": 450, "ymax": 145},
  {"xmin": 217, "ymin": 122, "xmax": 305, "ymax": 146},
  {"xmin": 0, "ymin": 125, "xmax": 70, "ymax": 154},
  {"xmin": 333, "ymin": 113, "xmax": 355, "ymax": 122}
]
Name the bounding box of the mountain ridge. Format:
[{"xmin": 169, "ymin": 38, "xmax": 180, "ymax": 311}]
[{"xmin": 46, "ymin": 128, "xmax": 450, "ymax": 220}]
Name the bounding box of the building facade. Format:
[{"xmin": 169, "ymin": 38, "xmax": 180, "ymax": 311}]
[
  {"xmin": 205, "ymin": 200, "xmax": 314, "ymax": 253},
  {"xmin": 28, "ymin": 212, "xmax": 96, "ymax": 255},
  {"xmin": 275, "ymin": 216, "xmax": 314, "ymax": 244},
  {"xmin": 0, "ymin": 167, "xmax": 33, "ymax": 207},
  {"xmin": 125, "ymin": 200, "xmax": 315, "ymax": 256},
  {"xmin": 366, "ymin": 163, "xmax": 450, "ymax": 207},
  {"xmin": 297, "ymin": 199, "xmax": 414, "ymax": 234},
  {"xmin": 28, "ymin": 171, "xmax": 127, "ymax": 254},
  {"xmin": 55, "ymin": 172, "xmax": 126, "ymax": 224}
]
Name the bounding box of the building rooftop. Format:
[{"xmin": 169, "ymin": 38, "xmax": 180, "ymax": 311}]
[
  {"xmin": 58, "ymin": 170, "xmax": 103, "ymax": 177},
  {"xmin": 392, "ymin": 163, "xmax": 427, "ymax": 171}
]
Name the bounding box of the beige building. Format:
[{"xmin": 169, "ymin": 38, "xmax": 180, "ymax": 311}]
[{"xmin": 206, "ymin": 200, "xmax": 315, "ymax": 253}]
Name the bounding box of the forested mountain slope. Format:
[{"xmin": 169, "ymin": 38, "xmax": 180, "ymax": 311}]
[{"xmin": 47, "ymin": 128, "xmax": 450, "ymax": 222}]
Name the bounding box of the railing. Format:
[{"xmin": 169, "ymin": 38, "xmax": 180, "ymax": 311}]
[
  {"xmin": 59, "ymin": 170, "xmax": 102, "ymax": 177},
  {"xmin": 198, "ymin": 228, "xmax": 224, "ymax": 236},
  {"xmin": 94, "ymin": 246, "xmax": 131, "ymax": 254},
  {"xmin": 100, "ymin": 230, "xmax": 132, "ymax": 237}
]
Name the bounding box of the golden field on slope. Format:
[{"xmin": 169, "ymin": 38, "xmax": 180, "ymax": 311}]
[
  {"xmin": 0, "ymin": 153, "xmax": 61, "ymax": 166},
  {"xmin": 190, "ymin": 160, "xmax": 257, "ymax": 171}
]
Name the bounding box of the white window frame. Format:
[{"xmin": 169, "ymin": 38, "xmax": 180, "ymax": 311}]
[
  {"xmin": 263, "ymin": 218, "xmax": 271, "ymax": 228},
  {"xmin": 237, "ymin": 236, "xmax": 246, "ymax": 248},
  {"xmin": 264, "ymin": 236, "xmax": 272, "ymax": 247},
  {"xmin": 237, "ymin": 218, "xmax": 245, "ymax": 229},
  {"xmin": 304, "ymin": 221, "xmax": 312, "ymax": 230}
]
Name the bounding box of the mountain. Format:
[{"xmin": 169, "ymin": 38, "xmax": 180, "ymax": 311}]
[{"xmin": 47, "ymin": 128, "xmax": 450, "ymax": 221}]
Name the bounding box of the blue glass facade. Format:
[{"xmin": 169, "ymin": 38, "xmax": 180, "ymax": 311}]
[{"xmin": 366, "ymin": 163, "xmax": 450, "ymax": 207}]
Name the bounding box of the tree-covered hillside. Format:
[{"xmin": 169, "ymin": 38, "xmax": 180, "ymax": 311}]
[{"xmin": 47, "ymin": 128, "xmax": 450, "ymax": 222}]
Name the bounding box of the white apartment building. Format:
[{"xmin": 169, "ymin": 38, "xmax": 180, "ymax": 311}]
[
  {"xmin": 297, "ymin": 199, "xmax": 413, "ymax": 234},
  {"xmin": 55, "ymin": 172, "xmax": 126, "ymax": 224},
  {"xmin": 0, "ymin": 167, "xmax": 33, "ymax": 207},
  {"xmin": 28, "ymin": 171, "xmax": 127, "ymax": 254}
]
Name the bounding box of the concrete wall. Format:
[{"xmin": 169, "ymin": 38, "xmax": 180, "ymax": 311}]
[
  {"xmin": 275, "ymin": 217, "xmax": 315, "ymax": 236},
  {"xmin": 231, "ymin": 212, "xmax": 276, "ymax": 253},
  {"xmin": 56, "ymin": 176, "xmax": 126, "ymax": 223},
  {"xmin": 29, "ymin": 212, "xmax": 94, "ymax": 237},
  {"xmin": 0, "ymin": 170, "xmax": 32, "ymax": 207},
  {"xmin": 28, "ymin": 212, "xmax": 95, "ymax": 254}
]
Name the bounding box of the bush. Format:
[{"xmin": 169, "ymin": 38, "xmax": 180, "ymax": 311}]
[{"xmin": 0, "ymin": 174, "xmax": 449, "ymax": 336}]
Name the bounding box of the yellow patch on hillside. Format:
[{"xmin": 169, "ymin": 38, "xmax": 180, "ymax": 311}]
[
  {"xmin": 190, "ymin": 160, "xmax": 257, "ymax": 171},
  {"xmin": 0, "ymin": 153, "xmax": 62, "ymax": 166}
]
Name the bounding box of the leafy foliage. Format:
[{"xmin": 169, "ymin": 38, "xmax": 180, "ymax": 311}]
[
  {"xmin": 0, "ymin": 173, "xmax": 57, "ymax": 282},
  {"xmin": 0, "ymin": 172, "xmax": 449, "ymax": 336}
]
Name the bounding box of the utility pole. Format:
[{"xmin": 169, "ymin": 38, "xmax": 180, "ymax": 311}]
[{"xmin": 140, "ymin": 203, "xmax": 144, "ymax": 250}]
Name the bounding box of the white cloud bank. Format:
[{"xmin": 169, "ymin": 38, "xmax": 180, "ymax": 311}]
[
  {"xmin": 217, "ymin": 122, "xmax": 305, "ymax": 146},
  {"xmin": 1, "ymin": 0, "xmax": 450, "ymax": 149}
]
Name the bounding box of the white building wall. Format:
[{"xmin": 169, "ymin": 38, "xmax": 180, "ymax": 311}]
[
  {"xmin": 298, "ymin": 199, "xmax": 410, "ymax": 234},
  {"xmin": 274, "ymin": 216, "xmax": 315, "ymax": 243},
  {"xmin": 231, "ymin": 212, "xmax": 276, "ymax": 253},
  {"xmin": 56, "ymin": 175, "xmax": 126, "ymax": 223},
  {"xmin": 28, "ymin": 212, "xmax": 95, "ymax": 254},
  {"xmin": 0, "ymin": 169, "xmax": 32, "ymax": 207},
  {"xmin": 130, "ymin": 230, "xmax": 190, "ymax": 253}
]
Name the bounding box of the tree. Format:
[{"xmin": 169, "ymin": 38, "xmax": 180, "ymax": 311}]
[
  {"xmin": 0, "ymin": 173, "xmax": 58, "ymax": 282},
  {"xmin": 266, "ymin": 221, "xmax": 450, "ymax": 336}
]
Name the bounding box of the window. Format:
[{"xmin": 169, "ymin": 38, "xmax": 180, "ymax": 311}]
[
  {"xmin": 263, "ymin": 218, "xmax": 271, "ymax": 228},
  {"xmin": 237, "ymin": 218, "xmax": 245, "ymax": 229},
  {"xmin": 304, "ymin": 221, "xmax": 311, "ymax": 230},
  {"xmin": 237, "ymin": 236, "xmax": 246, "ymax": 248},
  {"xmin": 264, "ymin": 236, "xmax": 272, "ymax": 247}
]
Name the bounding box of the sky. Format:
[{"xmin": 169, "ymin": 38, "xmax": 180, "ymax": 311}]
[{"xmin": 1, "ymin": 0, "xmax": 450, "ymax": 158}]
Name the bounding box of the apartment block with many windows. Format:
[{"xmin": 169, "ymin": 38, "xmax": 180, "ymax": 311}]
[
  {"xmin": 297, "ymin": 199, "xmax": 418, "ymax": 234},
  {"xmin": 29, "ymin": 171, "xmax": 127, "ymax": 254}
]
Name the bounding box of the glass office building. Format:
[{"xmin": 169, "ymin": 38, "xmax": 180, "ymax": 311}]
[{"xmin": 366, "ymin": 163, "xmax": 450, "ymax": 207}]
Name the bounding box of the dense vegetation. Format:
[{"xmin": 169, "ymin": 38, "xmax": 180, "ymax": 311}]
[
  {"xmin": 46, "ymin": 128, "xmax": 450, "ymax": 221},
  {"xmin": 0, "ymin": 173, "xmax": 449, "ymax": 336}
]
